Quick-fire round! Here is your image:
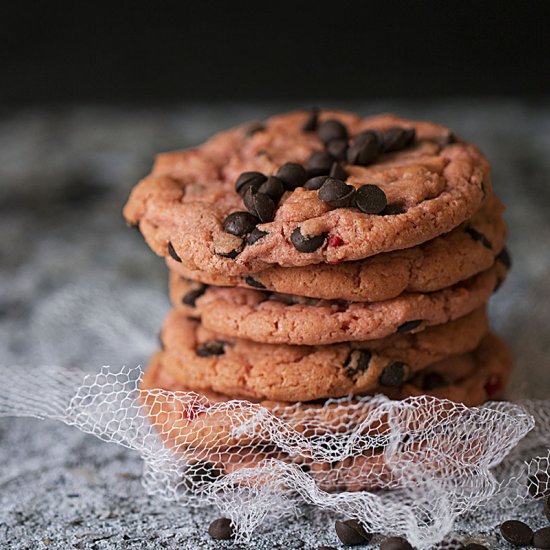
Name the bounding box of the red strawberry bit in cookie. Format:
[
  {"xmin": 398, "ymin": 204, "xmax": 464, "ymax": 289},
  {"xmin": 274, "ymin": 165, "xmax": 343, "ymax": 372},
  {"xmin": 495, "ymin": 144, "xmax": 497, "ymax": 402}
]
[
  {"xmin": 484, "ymin": 375, "xmax": 502, "ymax": 398},
  {"xmin": 328, "ymin": 235, "xmax": 345, "ymax": 247}
]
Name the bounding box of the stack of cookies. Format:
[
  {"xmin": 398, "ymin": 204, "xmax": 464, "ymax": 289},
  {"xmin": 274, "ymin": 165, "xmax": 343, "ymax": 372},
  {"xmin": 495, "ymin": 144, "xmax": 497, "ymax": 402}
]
[{"xmin": 124, "ymin": 109, "xmax": 512, "ymax": 451}]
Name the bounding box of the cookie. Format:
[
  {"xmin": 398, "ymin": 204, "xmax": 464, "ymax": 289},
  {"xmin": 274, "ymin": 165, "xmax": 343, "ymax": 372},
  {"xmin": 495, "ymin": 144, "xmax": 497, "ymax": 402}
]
[
  {"xmin": 169, "ymin": 260, "xmax": 507, "ymax": 345},
  {"xmin": 167, "ymin": 194, "xmax": 506, "ymax": 302},
  {"xmin": 124, "ymin": 110, "xmax": 490, "ymax": 275},
  {"xmin": 158, "ymin": 308, "xmax": 489, "ymax": 402}
]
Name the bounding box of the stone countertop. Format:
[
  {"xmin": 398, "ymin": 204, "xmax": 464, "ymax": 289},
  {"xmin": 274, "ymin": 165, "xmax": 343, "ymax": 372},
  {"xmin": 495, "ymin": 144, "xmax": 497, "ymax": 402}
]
[{"xmin": 1, "ymin": 101, "xmax": 549, "ymax": 549}]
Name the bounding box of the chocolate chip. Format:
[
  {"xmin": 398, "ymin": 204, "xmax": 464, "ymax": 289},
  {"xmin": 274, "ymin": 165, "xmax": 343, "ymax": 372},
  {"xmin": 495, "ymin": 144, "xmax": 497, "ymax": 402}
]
[
  {"xmin": 276, "ymin": 162, "xmax": 308, "ymax": 190},
  {"xmin": 235, "ymin": 171, "xmax": 267, "ymax": 196},
  {"xmin": 354, "ymin": 184, "xmax": 388, "ymax": 214},
  {"xmin": 318, "ymin": 547, "xmax": 337, "ymax": 550},
  {"xmin": 382, "ymin": 127, "xmax": 416, "ymax": 153},
  {"xmin": 496, "ymin": 247, "xmax": 512, "ymax": 269},
  {"xmin": 380, "ymin": 362, "xmax": 407, "ymax": 387},
  {"xmin": 466, "ymin": 227, "xmax": 492, "ymax": 249},
  {"xmin": 329, "ymin": 161, "xmax": 348, "ymax": 181},
  {"xmin": 382, "ymin": 204, "xmax": 405, "ymax": 216},
  {"xmin": 304, "ymin": 175, "xmax": 330, "ymax": 190},
  {"xmin": 182, "ymin": 286, "xmax": 206, "ymax": 307},
  {"xmin": 344, "ymin": 350, "xmax": 372, "ymax": 378},
  {"xmin": 528, "ymin": 471, "xmax": 550, "ymax": 499},
  {"xmin": 259, "ymin": 176, "xmax": 286, "ymax": 201},
  {"xmin": 355, "ymin": 129, "xmax": 383, "ymax": 147},
  {"xmin": 500, "ymin": 520, "xmax": 533, "ymax": 546},
  {"xmin": 167, "ymin": 242, "xmax": 182, "ymax": 262},
  {"xmin": 245, "ymin": 276, "xmax": 265, "ymax": 289},
  {"xmin": 306, "ymin": 151, "xmax": 335, "ymax": 177},
  {"xmin": 217, "ymin": 248, "xmax": 240, "ymax": 259},
  {"xmin": 291, "ymin": 227, "xmax": 326, "ymax": 253},
  {"xmin": 326, "ymin": 138, "xmax": 349, "ymax": 161},
  {"xmin": 421, "ymin": 372, "xmax": 449, "ymax": 391},
  {"xmin": 335, "ymin": 519, "xmax": 372, "ymax": 546},
  {"xmin": 380, "ymin": 536, "xmax": 414, "ymax": 550},
  {"xmin": 244, "ymin": 121, "xmax": 265, "ymax": 136},
  {"xmin": 298, "ymin": 463, "xmax": 311, "ymax": 473},
  {"xmin": 208, "ymin": 517, "xmax": 234, "ymax": 540},
  {"xmin": 397, "ymin": 319, "xmax": 422, "ymax": 332},
  {"xmin": 183, "ymin": 461, "xmax": 221, "ymax": 490},
  {"xmin": 243, "ymin": 188, "xmax": 276, "ymax": 222},
  {"xmin": 318, "ymin": 178, "xmax": 356, "ymax": 208},
  {"xmin": 533, "ymin": 527, "xmax": 550, "ymax": 549},
  {"xmin": 302, "ymin": 108, "xmax": 319, "ymax": 132},
  {"xmin": 346, "ymin": 136, "xmax": 379, "ymax": 166},
  {"xmin": 464, "ymin": 545, "xmax": 488, "ymax": 550},
  {"xmin": 318, "ymin": 119, "xmax": 348, "ymax": 144},
  {"xmin": 223, "ymin": 211, "xmax": 259, "ymax": 236},
  {"xmin": 247, "ymin": 227, "xmax": 268, "ymax": 245},
  {"xmin": 446, "ymin": 131, "xmax": 458, "ymax": 144},
  {"xmin": 196, "ymin": 340, "xmax": 226, "ymax": 357}
]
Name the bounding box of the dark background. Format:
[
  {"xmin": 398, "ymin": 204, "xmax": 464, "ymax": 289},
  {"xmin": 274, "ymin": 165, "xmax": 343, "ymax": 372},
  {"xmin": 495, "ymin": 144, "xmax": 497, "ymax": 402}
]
[{"xmin": 1, "ymin": 1, "xmax": 549, "ymax": 104}]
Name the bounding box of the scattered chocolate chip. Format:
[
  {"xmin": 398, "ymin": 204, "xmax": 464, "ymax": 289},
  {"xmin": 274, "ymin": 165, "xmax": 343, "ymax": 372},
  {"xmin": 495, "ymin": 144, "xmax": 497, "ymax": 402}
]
[
  {"xmin": 276, "ymin": 162, "xmax": 308, "ymax": 190},
  {"xmin": 354, "ymin": 184, "xmax": 388, "ymax": 214},
  {"xmin": 243, "ymin": 188, "xmax": 276, "ymax": 222},
  {"xmin": 344, "ymin": 350, "xmax": 372, "ymax": 378},
  {"xmin": 291, "ymin": 227, "xmax": 326, "ymax": 253},
  {"xmin": 380, "ymin": 536, "xmax": 414, "ymax": 550},
  {"xmin": 380, "ymin": 362, "xmax": 407, "ymax": 387},
  {"xmin": 397, "ymin": 319, "xmax": 422, "ymax": 333},
  {"xmin": 382, "ymin": 127, "xmax": 416, "ymax": 153},
  {"xmin": 259, "ymin": 176, "xmax": 286, "ymax": 201},
  {"xmin": 208, "ymin": 517, "xmax": 234, "ymax": 540},
  {"xmin": 183, "ymin": 461, "xmax": 221, "ymax": 490},
  {"xmin": 335, "ymin": 519, "xmax": 372, "ymax": 546},
  {"xmin": 496, "ymin": 247, "xmax": 512, "ymax": 269},
  {"xmin": 245, "ymin": 276, "xmax": 265, "ymax": 289},
  {"xmin": 421, "ymin": 372, "xmax": 449, "ymax": 391},
  {"xmin": 318, "ymin": 178, "xmax": 356, "ymax": 208},
  {"xmin": 500, "ymin": 520, "xmax": 533, "ymax": 546},
  {"xmin": 247, "ymin": 227, "xmax": 268, "ymax": 245},
  {"xmin": 318, "ymin": 119, "xmax": 348, "ymax": 144},
  {"xmin": 302, "ymin": 108, "xmax": 319, "ymax": 132},
  {"xmin": 326, "ymin": 138, "xmax": 349, "ymax": 161},
  {"xmin": 533, "ymin": 527, "xmax": 550, "ymax": 549},
  {"xmin": 182, "ymin": 286, "xmax": 206, "ymax": 307},
  {"xmin": 167, "ymin": 242, "xmax": 182, "ymax": 262},
  {"xmin": 347, "ymin": 135, "xmax": 379, "ymax": 166},
  {"xmin": 196, "ymin": 340, "xmax": 226, "ymax": 357},
  {"xmin": 382, "ymin": 204, "xmax": 405, "ymax": 216},
  {"xmin": 528, "ymin": 471, "xmax": 550, "ymax": 499},
  {"xmin": 306, "ymin": 151, "xmax": 335, "ymax": 177},
  {"xmin": 329, "ymin": 161, "xmax": 348, "ymax": 181},
  {"xmin": 466, "ymin": 227, "xmax": 493, "ymax": 249},
  {"xmin": 304, "ymin": 175, "xmax": 330, "ymax": 190},
  {"xmin": 223, "ymin": 211, "xmax": 259, "ymax": 236},
  {"xmin": 463, "ymin": 544, "xmax": 488, "ymax": 550},
  {"xmin": 244, "ymin": 121, "xmax": 265, "ymax": 136},
  {"xmin": 235, "ymin": 171, "xmax": 267, "ymax": 196}
]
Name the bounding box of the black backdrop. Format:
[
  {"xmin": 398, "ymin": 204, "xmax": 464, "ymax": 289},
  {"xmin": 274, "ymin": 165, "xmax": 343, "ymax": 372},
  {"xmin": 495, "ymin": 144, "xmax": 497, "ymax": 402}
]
[{"xmin": 1, "ymin": 1, "xmax": 549, "ymax": 104}]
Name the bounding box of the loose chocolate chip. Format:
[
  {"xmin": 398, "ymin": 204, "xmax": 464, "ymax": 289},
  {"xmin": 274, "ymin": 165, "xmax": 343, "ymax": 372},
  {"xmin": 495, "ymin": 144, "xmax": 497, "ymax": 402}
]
[
  {"xmin": 329, "ymin": 161, "xmax": 348, "ymax": 181},
  {"xmin": 496, "ymin": 247, "xmax": 512, "ymax": 269},
  {"xmin": 223, "ymin": 211, "xmax": 259, "ymax": 236},
  {"xmin": 382, "ymin": 204, "xmax": 405, "ymax": 216},
  {"xmin": 306, "ymin": 151, "xmax": 335, "ymax": 177},
  {"xmin": 244, "ymin": 121, "xmax": 265, "ymax": 136},
  {"xmin": 346, "ymin": 137, "xmax": 379, "ymax": 166},
  {"xmin": 382, "ymin": 127, "xmax": 416, "ymax": 153},
  {"xmin": 500, "ymin": 520, "xmax": 533, "ymax": 546},
  {"xmin": 243, "ymin": 188, "xmax": 276, "ymax": 222},
  {"xmin": 466, "ymin": 227, "xmax": 492, "ymax": 249},
  {"xmin": 397, "ymin": 319, "xmax": 422, "ymax": 332},
  {"xmin": 182, "ymin": 286, "xmax": 206, "ymax": 307},
  {"xmin": 167, "ymin": 242, "xmax": 182, "ymax": 262},
  {"xmin": 528, "ymin": 471, "xmax": 550, "ymax": 499},
  {"xmin": 291, "ymin": 227, "xmax": 326, "ymax": 253},
  {"xmin": 196, "ymin": 340, "xmax": 226, "ymax": 357},
  {"xmin": 247, "ymin": 227, "xmax": 268, "ymax": 245},
  {"xmin": 344, "ymin": 350, "xmax": 372, "ymax": 378},
  {"xmin": 380, "ymin": 362, "xmax": 407, "ymax": 387},
  {"xmin": 208, "ymin": 517, "xmax": 234, "ymax": 540},
  {"xmin": 318, "ymin": 119, "xmax": 348, "ymax": 144},
  {"xmin": 318, "ymin": 178, "xmax": 356, "ymax": 208},
  {"xmin": 380, "ymin": 536, "xmax": 414, "ymax": 550},
  {"xmin": 464, "ymin": 545, "xmax": 488, "ymax": 550},
  {"xmin": 326, "ymin": 138, "xmax": 349, "ymax": 161},
  {"xmin": 533, "ymin": 527, "xmax": 550, "ymax": 549},
  {"xmin": 235, "ymin": 171, "xmax": 267, "ymax": 196},
  {"xmin": 335, "ymin": 519, "xmax": 372, "ymax": 546},
  {"xmin": 245, "ymin": 275, "xmax": 266, "ymax": 289},
  {"xmin": 276, "ymin": 162, "xmax": 308, "ymax": 190},
  {"xmin": 259, "ymin": 176, "xmax": 286, "ymax": 201},
  {"xmin": 304, "ymin": 175, "xmax": 330, "ymax": 190},
  {"xmin": 302, "ymin": 108, "xmax": 319, "ymax": 132},
  {"xmin": 421, "ymin": 372, "xmax": 449, "ymax": 391},
  {"xmin": 354, "ymin": 184, "xmax": 388, "ymax": 214},
  {"xmin": 183, "ymin": 461, "xmax": 221, "ymax": 490}
]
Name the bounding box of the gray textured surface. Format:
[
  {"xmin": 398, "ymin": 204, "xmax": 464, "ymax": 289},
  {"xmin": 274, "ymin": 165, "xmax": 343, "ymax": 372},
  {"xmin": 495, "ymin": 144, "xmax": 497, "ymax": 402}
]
[{"xmin": 1, "ymin": 101, "xmax": 550, "ymax": 549}]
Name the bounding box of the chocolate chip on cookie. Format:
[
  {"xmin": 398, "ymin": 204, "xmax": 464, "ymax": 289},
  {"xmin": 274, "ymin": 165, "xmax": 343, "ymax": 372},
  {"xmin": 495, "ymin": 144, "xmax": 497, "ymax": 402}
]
[
  {"xmin": 344, "ymin": 350, "xmax": 372, "ymax": 379},
  {"xmin": 318, "ymin": 178, "xmax": 356, "ymax": 208},
  {"xmin": 244, "ymin": 121, "xmax": 266, "ymax": 136},
  {"xmin": 347, "ymin": 133, "xmax": 379, "ymax": 166},
  {"xmin": 420, "ymin": 372, "xmax": 449, "ymax": 391},
  {"xmin": 326, "ymin": 138, "xmax": 349, "ymax": 161},
  {"xmin": 196, "ymin": 340, "xmax": 226, "ymax": 357},
  {"xmin": 496, "ymin": 247, "xmax": 512, "ymax": 269},
  {"xmin": 235, "ymin": 171, "xmax": 267, "ymax": 196},
  {"xmin": 167, "ymin": 242, "xmax": 182, "ymax": 263},
  {"xmin": 304, "ymin": 175, "xmax": 330, "ymax": 190},
  {"xmin": 290, "ymin": 227, "xmax": 327, "ymax": 253},
  {"xmin": 380, "ymin": 362, "xmax": 408, "ymax": 387},
  {"xmin": 247, "ymin": 227, "xmax": 268, "ymax": 245},
  {"xmin": 466, "ymin": 227, "xmax": 493, "ymax": 249},
  {"xmin": 382, "ymin": 204, "xmax": 405, "ymax": 216},
  {"xmin": 335, "ymin": 519, "xmax": 372, "ymax": 546},
  {"xmin": 382, "ymin": 127, "xmax": 416, "ymax": 153},
  {"xmin": 258, "ymin": 176, "xmax": 286, "ymax": 201},
  {"xmin": 223, "ymin": 211, "xmax": 259, "ymax": 237},
  {"xmin": 329, "ymin": 161, "xmax": 348, "ymax": 181},
  {"xmin": 354, "ymin": 184, "xmax": 388, "ymax": 214},
  {"xmin": 306, "ymin": 151, "xmax": 335, "ymax": 177},
  {"xmin": 276, "ymin": 162, "xmax": 308, "ymax": 190},
  {"xmin": 245, "ymin": 275, "xmax": 266, "ymax": 289},
  {"xmin": 181, "ymin": 285, "xmax": 207, "ymax": 307},
  {"xmin": 397, "ymin": 319, "xmax": 422, "ymax": 333},
  {"xmin": 302, "ymin": 108, "xmax": 319, "ymax": 132},
  {"xmin": 243, "ymin": 188, "xmax": 277, "ymax": 222},
  {"xmin": 318, "ymin": 119, "xmax": 348, "ymax": 144}
]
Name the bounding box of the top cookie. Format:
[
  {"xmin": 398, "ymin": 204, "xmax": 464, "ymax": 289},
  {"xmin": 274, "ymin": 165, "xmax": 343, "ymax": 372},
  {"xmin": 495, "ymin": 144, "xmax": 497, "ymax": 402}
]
[{"xmin": 124, "ymin": 110, "xmax": 490, "ymax": 275}]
